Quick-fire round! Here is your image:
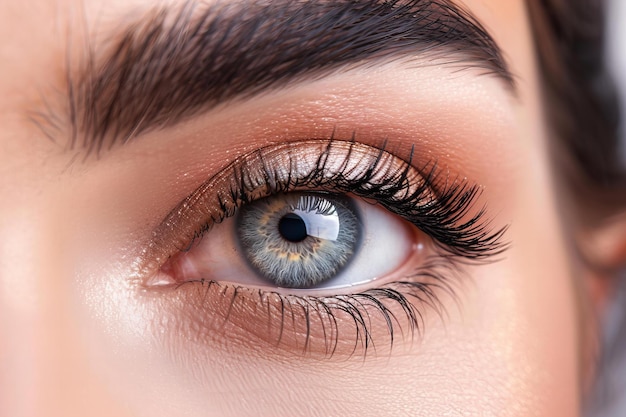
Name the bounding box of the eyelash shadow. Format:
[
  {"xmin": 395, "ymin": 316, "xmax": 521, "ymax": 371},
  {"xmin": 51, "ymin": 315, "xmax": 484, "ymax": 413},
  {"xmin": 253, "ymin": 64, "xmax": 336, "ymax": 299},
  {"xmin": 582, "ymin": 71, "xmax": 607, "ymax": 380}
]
[{"xmin": 160, "ymin": 137, "xmax": 508, "ymax": 358}]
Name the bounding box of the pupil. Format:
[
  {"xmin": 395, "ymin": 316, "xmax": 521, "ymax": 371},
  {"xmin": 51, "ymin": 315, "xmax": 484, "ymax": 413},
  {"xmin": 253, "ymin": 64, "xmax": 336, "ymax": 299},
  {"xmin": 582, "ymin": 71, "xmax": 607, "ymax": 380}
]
[{"xmin": 278, "ymin": 213, "xmax": 308, "ymax": 242}]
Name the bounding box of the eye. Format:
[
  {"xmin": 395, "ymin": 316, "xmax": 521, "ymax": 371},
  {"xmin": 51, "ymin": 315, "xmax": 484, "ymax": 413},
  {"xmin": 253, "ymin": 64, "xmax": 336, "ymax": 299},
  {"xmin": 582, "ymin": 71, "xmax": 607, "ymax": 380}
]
[
  {"xmin": 140, "ymin": 139, "xmax": 507, "ymax": 357},
  {"xmin": 159, "ymin": 191, "xmax": 419, "ymax": 291}
]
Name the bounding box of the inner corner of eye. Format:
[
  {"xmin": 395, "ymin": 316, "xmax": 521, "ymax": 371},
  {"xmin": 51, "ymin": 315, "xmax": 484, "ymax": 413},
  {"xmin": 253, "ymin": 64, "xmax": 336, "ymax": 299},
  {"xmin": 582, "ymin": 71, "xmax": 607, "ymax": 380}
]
[
  {"xmin": 147, "ymin": 192, "xmax": 427, "ymax": 292},
  {"xmin": 144, "ymin": 252, "xmax": 188, "ymax": 287}
]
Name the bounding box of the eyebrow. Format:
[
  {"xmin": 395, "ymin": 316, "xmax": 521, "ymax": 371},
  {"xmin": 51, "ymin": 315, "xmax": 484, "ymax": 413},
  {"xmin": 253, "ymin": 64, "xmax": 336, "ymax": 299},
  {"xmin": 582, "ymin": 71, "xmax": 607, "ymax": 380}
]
[{"xmin": 44, "ymin": 0, "xmax": 514, "ymax": 154}]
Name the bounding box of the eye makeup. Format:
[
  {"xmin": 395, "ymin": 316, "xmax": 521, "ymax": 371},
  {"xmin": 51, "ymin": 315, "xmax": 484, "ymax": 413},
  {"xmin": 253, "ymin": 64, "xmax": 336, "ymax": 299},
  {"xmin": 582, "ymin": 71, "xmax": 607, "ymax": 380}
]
[{"xmin": 136, "ymin": 136, "xmax": 508, "ymax": 359}]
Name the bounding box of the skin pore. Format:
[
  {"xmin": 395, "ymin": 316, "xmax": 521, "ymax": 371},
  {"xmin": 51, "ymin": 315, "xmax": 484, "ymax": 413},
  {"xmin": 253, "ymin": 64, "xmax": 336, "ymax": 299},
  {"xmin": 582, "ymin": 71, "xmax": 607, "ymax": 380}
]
[{"xmin": 0, "ymin": 0, "xmax": 619, "ymax": 416}]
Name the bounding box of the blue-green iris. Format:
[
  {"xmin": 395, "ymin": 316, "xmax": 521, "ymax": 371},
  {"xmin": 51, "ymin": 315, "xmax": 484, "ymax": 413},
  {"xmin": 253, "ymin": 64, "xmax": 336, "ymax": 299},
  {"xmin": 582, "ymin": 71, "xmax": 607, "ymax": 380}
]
[{"xmin": 237, "ymin": 193, "xmax": 360, "ymax": 288}]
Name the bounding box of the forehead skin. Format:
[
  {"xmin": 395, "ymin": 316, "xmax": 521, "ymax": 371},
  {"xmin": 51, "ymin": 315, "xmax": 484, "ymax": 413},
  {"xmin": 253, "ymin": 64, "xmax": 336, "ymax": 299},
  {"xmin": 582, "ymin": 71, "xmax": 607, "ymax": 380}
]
[{"xmin": 0, "ymin": 1, "xmax": 583, "ymax": 417}]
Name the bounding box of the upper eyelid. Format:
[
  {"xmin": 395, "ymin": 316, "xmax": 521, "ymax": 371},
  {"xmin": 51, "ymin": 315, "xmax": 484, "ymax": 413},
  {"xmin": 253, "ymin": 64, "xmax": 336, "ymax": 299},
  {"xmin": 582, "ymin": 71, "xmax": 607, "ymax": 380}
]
[
  {"xmin": 139, "ymin": 140, "xmax": 413, "ymax": 269},
  {"xmin": 136, "ymin": 138, "xmax": 508, "ymax": 283}
]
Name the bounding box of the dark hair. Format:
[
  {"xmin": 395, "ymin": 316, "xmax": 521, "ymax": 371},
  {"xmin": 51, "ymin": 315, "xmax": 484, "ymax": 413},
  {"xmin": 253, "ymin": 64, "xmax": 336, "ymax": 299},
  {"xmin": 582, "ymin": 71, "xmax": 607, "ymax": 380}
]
[
  {"xmin": 529, "ymin": 4, "xmax": 626, "ymax": 410},
  {"xmin": 527, "ymin": 0, "xmax": 626, "ymax": 219}
]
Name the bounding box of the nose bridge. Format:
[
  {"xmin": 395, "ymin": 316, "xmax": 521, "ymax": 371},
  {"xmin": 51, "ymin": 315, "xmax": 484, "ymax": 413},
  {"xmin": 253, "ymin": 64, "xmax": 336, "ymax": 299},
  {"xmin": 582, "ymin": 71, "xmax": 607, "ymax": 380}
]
[
  {"xmin": 1, "ymin": 202, "xmax": 79, "ymax": 417},
  {"xmin": 0, "ymin": 193, "xmax": 134, "ymax": 417},
  {"xmin": 0, "ymin": 206, "xmax": 48, "ymax": 417},
  {"xmin": 0, "ymin": 197, "xmax": 95, "ymax": 417}
]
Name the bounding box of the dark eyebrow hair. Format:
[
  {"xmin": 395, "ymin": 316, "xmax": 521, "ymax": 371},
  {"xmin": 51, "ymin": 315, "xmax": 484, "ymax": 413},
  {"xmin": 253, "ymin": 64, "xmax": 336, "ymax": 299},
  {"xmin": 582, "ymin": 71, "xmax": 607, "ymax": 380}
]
[{"xmin": 43, "ymin": 0, "xmax": 514, "ymax": 154}]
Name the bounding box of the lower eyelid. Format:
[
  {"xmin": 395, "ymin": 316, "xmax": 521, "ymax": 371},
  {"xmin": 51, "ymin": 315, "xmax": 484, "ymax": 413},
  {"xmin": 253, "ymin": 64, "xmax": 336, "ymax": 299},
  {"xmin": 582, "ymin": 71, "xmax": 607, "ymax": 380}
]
[
  {"xmin": 151, "ymin": 268, "xmax": 455, "ymax": 360},
  {"xmin": 145, "ymin": 238, "xmax": 460, "ymax": 361}
]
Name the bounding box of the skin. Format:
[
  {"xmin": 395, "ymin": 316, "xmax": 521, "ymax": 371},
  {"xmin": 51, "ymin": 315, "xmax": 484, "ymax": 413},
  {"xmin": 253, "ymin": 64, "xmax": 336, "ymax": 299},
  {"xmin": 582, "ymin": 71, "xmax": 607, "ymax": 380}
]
[{"xmin": 0, "ymin": 0, "xmax": 624, "ymax": 416}]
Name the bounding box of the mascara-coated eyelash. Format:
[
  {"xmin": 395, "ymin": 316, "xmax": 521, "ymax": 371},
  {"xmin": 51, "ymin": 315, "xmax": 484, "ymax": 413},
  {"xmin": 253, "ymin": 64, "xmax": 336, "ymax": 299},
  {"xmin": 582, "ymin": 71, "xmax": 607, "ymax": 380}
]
[
  {"xmin": 141, "ymin": 138, "xmax": 508, "ymax": 358},
  {"xmin": 147, "ymin": 139, "xmax": 506, "ymax": 264}
]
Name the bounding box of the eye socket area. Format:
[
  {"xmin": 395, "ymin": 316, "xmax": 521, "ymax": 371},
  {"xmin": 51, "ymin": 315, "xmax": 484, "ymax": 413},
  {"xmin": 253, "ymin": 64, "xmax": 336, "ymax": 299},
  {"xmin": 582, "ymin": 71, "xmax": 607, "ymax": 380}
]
[
  {"xmin": 135, "ymin": 140, "xmax": 507, "ymax": 358},
  {"xmin": 155, "ymin": 191, "xmax": 424, "ymax": 294}
]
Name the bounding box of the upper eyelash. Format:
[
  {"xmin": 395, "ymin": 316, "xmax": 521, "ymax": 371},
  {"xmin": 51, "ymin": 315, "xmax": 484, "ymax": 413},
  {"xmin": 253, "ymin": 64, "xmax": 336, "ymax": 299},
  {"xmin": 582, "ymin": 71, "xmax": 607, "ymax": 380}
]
[{"xmin": 185, "ymin": 138, "xmax": 507, "ymax": 260}]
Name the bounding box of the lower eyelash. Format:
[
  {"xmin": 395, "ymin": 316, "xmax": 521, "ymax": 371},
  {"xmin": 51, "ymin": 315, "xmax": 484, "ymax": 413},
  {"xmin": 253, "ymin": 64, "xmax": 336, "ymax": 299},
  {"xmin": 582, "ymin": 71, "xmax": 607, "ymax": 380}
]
[{"xmin": 175, "ymin": 254, "xmax": 460, "ymax": 359}]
